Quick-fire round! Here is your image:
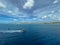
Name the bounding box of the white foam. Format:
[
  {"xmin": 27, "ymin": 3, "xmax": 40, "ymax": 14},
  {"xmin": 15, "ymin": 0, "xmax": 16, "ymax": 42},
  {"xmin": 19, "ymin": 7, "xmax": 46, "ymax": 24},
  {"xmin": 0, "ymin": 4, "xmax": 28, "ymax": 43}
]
[{"xmin": 0, "ymin": 30, "xmax": 23, "ymax": 33}]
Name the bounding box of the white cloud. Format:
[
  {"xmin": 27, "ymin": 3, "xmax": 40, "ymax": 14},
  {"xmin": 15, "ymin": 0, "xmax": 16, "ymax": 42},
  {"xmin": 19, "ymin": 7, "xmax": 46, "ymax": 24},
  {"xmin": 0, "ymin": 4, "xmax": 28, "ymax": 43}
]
[
  {"xmin": 51, "ymin": 15, "xmax": 59, "ymax": 20},
  {"xmin": 53, "ymin": 0, "xmax": 58, "ymax": 4},
  {"xmin": 48, "ymin": 14, "xmax": 52, "ymax": 17},
  {"xmin": 13, "ymin": 19, "xmax": 17, "ymax": 21},
  {"xmin": 58, "ymin": 10, "xmax": 60, "ymax": 12},
  {"xmin": 58, "ymin": 18, "xmax": 60, "ymax": 20},
  {"xmin": 8, "ymin": 10, "xmax": 13, "ymax": 14},
  {"xmin": 7, "ymin": 8, "xmax": 20, "ymax": 15},
  {"xmin": 32, "ymin": 18, "xmax": 37, "ymax": 20},
  {"xmin": 51, "ymin": 11, "xmax": 55, "ymax": 13},
  {"xmin": 18, "ymin": 15, "xmax": 28, "ymax": 18},
  {"xmin": 42, "ymin": 16, "xmax": 47, "ymax": 19},
  {"xmin": 23, "ymin": 0, "xmax": 34, "ymax": 9},
  {"xmin": 7, "ymin": 10, "xmax": 16, "ymax": 15},
  {"xmin": 0, "ymin": 2, "xmax": 6, "ymax": 8}
]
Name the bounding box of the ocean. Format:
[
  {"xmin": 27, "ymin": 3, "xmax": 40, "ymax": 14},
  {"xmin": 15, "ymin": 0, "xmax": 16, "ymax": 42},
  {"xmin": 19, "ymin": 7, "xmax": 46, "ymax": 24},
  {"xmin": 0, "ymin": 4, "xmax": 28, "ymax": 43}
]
[{"xmin": 0, "ymin": 24, "xmax": 60, "ymax": 45}]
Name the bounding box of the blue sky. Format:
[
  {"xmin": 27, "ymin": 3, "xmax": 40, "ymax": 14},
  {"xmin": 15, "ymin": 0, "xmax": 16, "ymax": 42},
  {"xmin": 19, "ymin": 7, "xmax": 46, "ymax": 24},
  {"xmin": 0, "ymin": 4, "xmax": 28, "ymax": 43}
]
[{"xmin": 0, "ymin": 0, "xmax": 60, "ymax": 23}]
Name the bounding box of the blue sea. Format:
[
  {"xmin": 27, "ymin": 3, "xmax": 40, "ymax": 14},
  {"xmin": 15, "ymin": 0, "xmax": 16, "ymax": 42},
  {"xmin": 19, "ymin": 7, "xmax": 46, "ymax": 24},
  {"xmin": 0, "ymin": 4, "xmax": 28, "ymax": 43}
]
[{"xmin": 0, "ymin": 24, "xmax": 60, "ymax": 45}]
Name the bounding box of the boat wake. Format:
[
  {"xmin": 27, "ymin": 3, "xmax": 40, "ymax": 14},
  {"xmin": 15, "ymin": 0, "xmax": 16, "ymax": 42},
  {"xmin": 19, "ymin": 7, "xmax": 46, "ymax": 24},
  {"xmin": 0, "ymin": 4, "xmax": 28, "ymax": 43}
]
[{"xmin": 0, "ymin": 30, "xmax": 23, "ymax": 33}]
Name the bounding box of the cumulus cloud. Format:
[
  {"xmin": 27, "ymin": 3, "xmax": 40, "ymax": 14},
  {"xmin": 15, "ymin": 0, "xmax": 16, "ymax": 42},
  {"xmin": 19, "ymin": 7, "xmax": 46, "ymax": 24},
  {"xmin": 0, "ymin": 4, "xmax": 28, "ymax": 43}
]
[
  {"xmin": 58, "ymin": 18, "xmax": 60, "ymax": 20},
  {"xmin": 41, "ymin": 16, "xmax": 47, "ymax": 19},
  {"xmin": 48, "ymin": 14, "xmax": 52, "ymax": 17},
  {"xmin": 18, "ymin": 15, "xmax": 28, "ymax": 18},
  {"xmin": 13, "ymin": 19, "xmax": 17, "ymax": 21},
  {"xmin": 53, "ymin": 0, "xmax": 59, "ymax": 4},
  {"xmin": 7, "ymin": 10, "xmax": 16, "ymax": 16},
  {"xmin": 58, "ymin": 10, "xmax": 60, "ymax": 12},
  {"xmin": 8, "ymin": 10, "xmax": 13, "ymax": 14},
  {"xmin": 51, "ymin": 11, "xmax": 55, "ymax": 13},
  {"xmin": 0, "ymin": 2, "xmax": 6, "ymax": 8},
  {"xmin": 32, "ymin": 18, "xmax": 37, "ymax": 20},
  {"xmin": 7, "ymin": 8, "xmax": 20, "ymax": 15},
  {"xmin": 23, "ymin": 0, "xmax": 34, "ymax": 9}
]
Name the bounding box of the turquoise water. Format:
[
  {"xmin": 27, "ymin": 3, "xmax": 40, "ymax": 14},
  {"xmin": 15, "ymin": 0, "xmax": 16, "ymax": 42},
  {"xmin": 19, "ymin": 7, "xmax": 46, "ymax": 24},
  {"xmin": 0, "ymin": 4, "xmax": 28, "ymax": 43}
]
[{"xmin": 0, "ymin": 24, "xmax": 60, "ymax": 45}]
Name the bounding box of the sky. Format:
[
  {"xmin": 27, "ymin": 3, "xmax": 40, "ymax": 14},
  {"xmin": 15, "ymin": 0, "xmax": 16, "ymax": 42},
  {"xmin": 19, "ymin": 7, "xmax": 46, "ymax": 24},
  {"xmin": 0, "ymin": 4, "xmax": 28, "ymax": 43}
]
[{"xmin": 0, "ymin": 0, "xmax": 60, "ymax": 23}]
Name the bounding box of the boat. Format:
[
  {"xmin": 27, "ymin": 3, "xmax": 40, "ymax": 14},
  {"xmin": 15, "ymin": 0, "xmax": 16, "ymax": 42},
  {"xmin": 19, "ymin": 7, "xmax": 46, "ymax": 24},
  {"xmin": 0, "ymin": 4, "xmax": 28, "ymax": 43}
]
[{"xmin": 21, "ymin": 30, "xmax": 26, "ymax": 32}]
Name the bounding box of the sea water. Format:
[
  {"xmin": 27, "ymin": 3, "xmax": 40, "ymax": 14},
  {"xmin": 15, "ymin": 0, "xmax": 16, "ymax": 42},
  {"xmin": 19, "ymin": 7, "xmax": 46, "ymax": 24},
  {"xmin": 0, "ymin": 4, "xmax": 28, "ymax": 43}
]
[{"xmin": 0, "ymin": 24, "xmax": 60, "ymax": 45}]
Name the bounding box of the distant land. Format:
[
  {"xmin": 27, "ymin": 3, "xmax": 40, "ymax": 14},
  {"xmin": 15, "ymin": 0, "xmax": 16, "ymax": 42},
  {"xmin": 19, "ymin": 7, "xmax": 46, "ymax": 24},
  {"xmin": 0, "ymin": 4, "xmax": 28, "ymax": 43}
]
[
  {"xmin": 15, "ymin": 22, "xmax": 60, "ymax": 24},
  {"xmin": 0, "ymin": 22, "xmax": 60, "ymax": 24}
]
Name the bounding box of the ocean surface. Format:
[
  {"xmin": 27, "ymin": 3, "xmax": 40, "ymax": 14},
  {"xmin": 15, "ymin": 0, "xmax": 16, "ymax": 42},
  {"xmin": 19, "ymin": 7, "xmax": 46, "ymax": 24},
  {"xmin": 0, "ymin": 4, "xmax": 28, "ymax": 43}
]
[{"xmin": 0, "ymin": 24, "xmax": 60, "ymax": 45}]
